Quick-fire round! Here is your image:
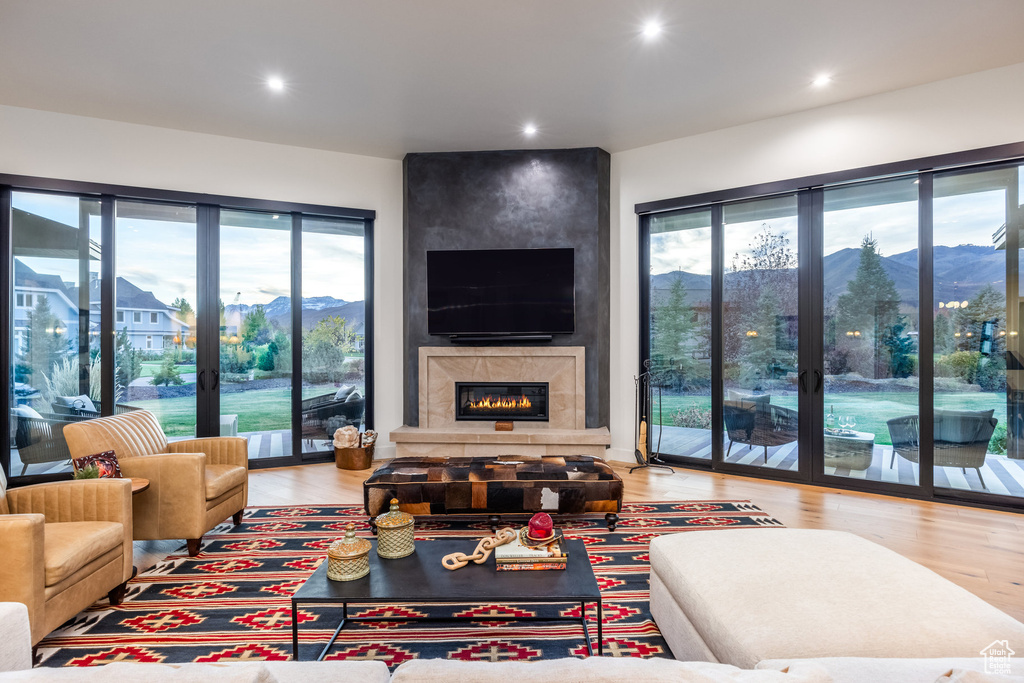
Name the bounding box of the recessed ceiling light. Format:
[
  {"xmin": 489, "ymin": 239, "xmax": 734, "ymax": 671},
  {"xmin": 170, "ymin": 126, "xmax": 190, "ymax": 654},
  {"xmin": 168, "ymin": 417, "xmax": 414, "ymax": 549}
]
[
  {"xmin": 642, "ymin": 20, "xmax": 662, "ymax": 40},
  {"xmin": 812, "ymin": 74, "xmax": 832, "ymax": 88},
  {"xmin": 267, "ymin": 76, "xmax": 285, "ymax": 92},
  {"xmin": 523, "ymin": 124, "xmax": 538, "ymax": 137}
]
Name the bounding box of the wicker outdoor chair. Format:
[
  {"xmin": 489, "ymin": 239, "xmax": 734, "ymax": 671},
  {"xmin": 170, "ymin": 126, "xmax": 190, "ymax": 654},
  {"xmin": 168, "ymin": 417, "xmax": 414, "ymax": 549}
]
[
  {"xmin": 300, "ymin": 387, "xmax": 365, "ymax": 445},
  {"xmin": 11, "ymin": 412, "xmax": 90, "ymax": 475},
  {"xmin": 723, "ymin": 399, "xmax": 799, "ymax": 463},
  {"xmin": 887, "ymin": 412, "xmax": 997, "ymax": 489}
]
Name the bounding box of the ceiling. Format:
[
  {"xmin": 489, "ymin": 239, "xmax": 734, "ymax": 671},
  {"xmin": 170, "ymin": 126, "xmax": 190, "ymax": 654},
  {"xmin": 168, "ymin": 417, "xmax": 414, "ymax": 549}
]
[{"xmin": 1, "ymin": 1, "xmax": 1023, "ymax": 160}]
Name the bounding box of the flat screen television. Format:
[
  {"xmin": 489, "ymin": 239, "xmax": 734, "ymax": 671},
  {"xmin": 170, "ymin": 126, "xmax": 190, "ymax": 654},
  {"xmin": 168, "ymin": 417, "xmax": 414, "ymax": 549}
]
[{"xmin": 427, "ymin": 248, "xmax": 575, "ymax": 338}]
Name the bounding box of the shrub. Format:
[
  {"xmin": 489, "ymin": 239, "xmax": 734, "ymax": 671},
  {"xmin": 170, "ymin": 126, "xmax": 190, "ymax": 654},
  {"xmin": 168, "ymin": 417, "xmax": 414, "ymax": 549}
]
[
  {"xmin": 151, "ymin": 355, "xmax": 184, "ymax": 386},
  {"xmin": 672, "ymin": 404, "xmax": 712, "ymax": 430},
  {"xmin": 989, "ymin": 422, "xmax": 1007, "ymax": 455},
  {"xmin": 935, "ymin": 351, "xmax": 981, "ymax": 383},
  {"xmin": 256, "ymin": 348, "xmax": 276, "ymax": 371},
  {"xmin": 976, "ymin": 355, "xmax": 1007, "ymax": 392}
]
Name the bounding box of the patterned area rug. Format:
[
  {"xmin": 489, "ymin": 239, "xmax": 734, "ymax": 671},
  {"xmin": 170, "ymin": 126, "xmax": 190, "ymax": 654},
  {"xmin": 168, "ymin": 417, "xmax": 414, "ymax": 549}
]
[{"xmin": 37, "ymin": 501, "xmax": 783, "ymax": 668}]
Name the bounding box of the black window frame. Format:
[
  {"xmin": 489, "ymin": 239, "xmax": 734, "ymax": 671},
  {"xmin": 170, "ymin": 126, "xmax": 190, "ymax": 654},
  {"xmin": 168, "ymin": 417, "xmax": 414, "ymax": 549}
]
[
  {"xmin": 638, "ymin": 141, "xmax": 1024, "ymax": 514},
  {"xmin": 2, "ymin": 173, "xmax": 375, "ymax": 485}
]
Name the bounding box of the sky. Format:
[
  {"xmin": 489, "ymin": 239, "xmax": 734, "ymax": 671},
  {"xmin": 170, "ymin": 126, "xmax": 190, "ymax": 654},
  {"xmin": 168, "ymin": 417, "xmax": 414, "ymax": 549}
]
[
  {"xmin": 650, "ymin": 188, "xmax": 1011, "ymax": 276},
  {"xmin": 12, "ymin": 192, "xmax": 365, "ymax": 308}
]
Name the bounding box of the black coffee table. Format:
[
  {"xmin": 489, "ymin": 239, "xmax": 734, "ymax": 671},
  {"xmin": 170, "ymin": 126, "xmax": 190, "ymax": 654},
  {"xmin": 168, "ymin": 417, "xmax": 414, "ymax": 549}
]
[{"xmin": 291, "ymin": 537, "xmax": 602, "ymax": 660}]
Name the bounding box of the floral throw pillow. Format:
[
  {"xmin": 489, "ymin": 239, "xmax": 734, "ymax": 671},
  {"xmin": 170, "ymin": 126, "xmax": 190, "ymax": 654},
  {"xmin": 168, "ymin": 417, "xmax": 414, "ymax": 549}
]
[{"xmin": 73, "ymin": 450, "xmax": 122, "ymax": 478}]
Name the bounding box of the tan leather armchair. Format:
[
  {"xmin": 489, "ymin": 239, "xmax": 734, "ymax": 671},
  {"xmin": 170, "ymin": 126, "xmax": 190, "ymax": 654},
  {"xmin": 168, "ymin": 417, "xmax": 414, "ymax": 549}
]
[
  {"xmin": 64, "ymin": 410, "xmax": 248, "ymax": 556},
  {"xmin": 0, "ymin": 470, "xmax": 133, "ymax": 646}
]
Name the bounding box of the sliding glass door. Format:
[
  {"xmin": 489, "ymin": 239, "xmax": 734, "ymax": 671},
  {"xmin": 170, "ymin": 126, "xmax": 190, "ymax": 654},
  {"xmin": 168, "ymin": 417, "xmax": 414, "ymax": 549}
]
[
  {"xmin": 114, "ymin": 201, "xmax": 198, "ymax": 441},
  {"xmin": 932, "ymin": 165, "xmax": 1024, "ymax": 500},
  {"xmin": 647, "ymin": 208, "xmax": 713, "ymax": 461},
  {"xmin": 9, "ymin": 192, "xmax": 103, "ymax": 477},
  {"xmin": 300, "ymin": 216, "xmax": 368, "ymax": 455},
  {"xmin": 641, "ymin": 148, "xmax": 1024, "ymax": 509},
  {"xmin": 721, "ymin": 196, "xmax": 801, "ymax": 472},
  {"xmin": 219, "ymin": 210, "xmax": 294, "ymax": 462},
  {"xmin": 3, "ymin": 176, "xmax": 374, "ymax": 485},
  {"xmin": 820, "ymin": 178, "xmax": 920, "ymax": 489}
]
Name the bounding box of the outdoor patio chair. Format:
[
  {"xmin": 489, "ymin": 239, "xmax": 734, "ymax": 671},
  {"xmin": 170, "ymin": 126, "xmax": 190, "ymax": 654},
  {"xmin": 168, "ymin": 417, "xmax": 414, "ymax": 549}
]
[
  {"xmin": 887, "ymin": 410, "xmax": 997, "ymax": 489},
  {"xmin": 723, "ymin": 398, "xmax": 799, "ymax": 463},
  {"xmin": 300, "ymin": 385, "xmax": 365, "ymax": 445},
  {"xmin": 11, "ymin": 410, "xmax": 91, "ymax": 475},
  {"xmin": 50, "ymin": 397, "xmax": 141, "ymax": 419}
]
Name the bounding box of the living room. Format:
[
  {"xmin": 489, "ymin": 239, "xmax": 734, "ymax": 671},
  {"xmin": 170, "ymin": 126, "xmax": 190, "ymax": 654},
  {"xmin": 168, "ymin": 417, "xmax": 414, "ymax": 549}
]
[{"xmin": 2, "ymin": 2, "xmax": 1024, "ymax": 681}]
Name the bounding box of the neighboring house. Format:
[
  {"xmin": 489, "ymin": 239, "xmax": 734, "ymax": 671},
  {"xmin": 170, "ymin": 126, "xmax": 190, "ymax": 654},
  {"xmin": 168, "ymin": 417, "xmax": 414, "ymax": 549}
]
[
  {"xmin": 13, "ymin": 260, "xmax": 188, "ymax": 356},
  {"xmin": 90, "ymin": 277, "xmax": 190, "ymax": 351},
  {"xmin": 12, "ymin": 260, "xmax": 80, "ymax": 357}
]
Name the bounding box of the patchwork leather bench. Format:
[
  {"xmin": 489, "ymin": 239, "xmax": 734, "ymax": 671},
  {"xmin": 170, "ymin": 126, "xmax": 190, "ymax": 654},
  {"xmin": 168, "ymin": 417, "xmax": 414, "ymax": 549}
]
[{"xmin": 363, "ymin": 455, "xmax": 623, "ymax": 531}]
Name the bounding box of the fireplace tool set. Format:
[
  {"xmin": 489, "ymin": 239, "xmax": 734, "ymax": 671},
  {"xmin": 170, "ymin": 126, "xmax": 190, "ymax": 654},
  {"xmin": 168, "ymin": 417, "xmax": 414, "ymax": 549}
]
[{"xmin": 631, "ymin": 359, "xmax": 674, "ymax": 474}]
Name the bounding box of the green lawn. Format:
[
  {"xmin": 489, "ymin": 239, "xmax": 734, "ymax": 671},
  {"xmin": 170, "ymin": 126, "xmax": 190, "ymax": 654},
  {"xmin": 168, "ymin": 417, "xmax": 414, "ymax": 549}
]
[
  {"xmin": 139, "ymin": 362, "xmax": 196, "ymax": 378},
  {"xmin": 654, "ymin": 391, "xmax": 1007, "ymax": 447},
  {"xmin": 127, "ymin": 383, "xmax": 361, "ymax": 437}
]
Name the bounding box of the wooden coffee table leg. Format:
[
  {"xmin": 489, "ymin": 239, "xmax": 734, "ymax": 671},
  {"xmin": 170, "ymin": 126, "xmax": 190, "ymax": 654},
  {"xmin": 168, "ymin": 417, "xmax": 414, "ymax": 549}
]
[
  {"xmin": 605, "ymin": 513, "xmax": 618, "ymax": 531},
  {"xmin": 488, "ymin": 514, "xmax": 501, "ymax": 532},
  {"xmin": 597, "ymin": 599, "xmax": 603, "ymax": 655}
]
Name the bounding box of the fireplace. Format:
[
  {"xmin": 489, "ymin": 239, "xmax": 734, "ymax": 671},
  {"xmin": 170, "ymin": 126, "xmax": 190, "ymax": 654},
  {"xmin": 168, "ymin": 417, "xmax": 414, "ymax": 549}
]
[{"xmin": 455, "ymin": 382, "xmax": 549, "ymax": 422}]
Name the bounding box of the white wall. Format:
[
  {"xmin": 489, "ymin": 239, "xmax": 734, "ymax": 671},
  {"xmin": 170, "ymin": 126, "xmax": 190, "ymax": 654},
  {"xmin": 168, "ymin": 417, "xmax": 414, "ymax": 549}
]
[
  {"xmin": 7, "ymin": 58, "xmax": 1024, "ymax": 466},
  {"xmin": 0, "ymin": 104, "xmax": 405, "ymax": 454},
  {"xmin": 607, "ymin": 61, "xmax": 1024, "ymax": 462}
]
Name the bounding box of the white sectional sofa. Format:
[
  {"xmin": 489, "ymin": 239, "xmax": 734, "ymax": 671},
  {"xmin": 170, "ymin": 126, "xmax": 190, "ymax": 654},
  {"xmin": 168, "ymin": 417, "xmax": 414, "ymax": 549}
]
[{"xmin": 2, "ymin": 528, "xmax": 1022, "ymax": 681}]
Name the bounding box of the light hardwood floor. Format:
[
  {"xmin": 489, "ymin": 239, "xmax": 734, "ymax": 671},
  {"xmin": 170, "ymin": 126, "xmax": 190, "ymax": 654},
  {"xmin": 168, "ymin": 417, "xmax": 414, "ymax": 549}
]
[{"xmin": 141, "ymin": 459, "xmax": 1024, "ymax": 622}]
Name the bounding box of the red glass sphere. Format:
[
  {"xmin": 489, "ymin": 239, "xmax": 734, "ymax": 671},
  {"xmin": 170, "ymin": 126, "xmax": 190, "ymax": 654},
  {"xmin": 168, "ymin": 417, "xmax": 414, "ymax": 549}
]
[{"xmin": 528, "ymin": 512, "xmax": 554, "ymax": 539}]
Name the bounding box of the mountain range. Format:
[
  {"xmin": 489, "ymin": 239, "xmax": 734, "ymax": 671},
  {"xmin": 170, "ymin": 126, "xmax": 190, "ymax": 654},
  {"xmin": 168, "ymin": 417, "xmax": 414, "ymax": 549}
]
[
  {"xmin": 652, "ymin": 244, "xmax": 1006, "ymax": 310},
  {"xmin": 224, "ymin": 296, "xmax": 365, "ymax": 332}
]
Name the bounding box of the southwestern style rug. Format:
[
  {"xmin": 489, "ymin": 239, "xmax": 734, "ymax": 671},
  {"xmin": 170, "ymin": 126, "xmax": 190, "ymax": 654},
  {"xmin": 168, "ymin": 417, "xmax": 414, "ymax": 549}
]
[{"xmin": 37, "ymin": 501, "xmax": 784, "ymax": 669}]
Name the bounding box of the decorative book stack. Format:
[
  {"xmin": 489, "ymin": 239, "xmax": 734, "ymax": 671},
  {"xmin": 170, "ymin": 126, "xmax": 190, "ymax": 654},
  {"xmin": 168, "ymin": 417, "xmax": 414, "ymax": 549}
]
[{"xmin": 493, "ymin": 529, "xmax": 567, "ymax": 571}]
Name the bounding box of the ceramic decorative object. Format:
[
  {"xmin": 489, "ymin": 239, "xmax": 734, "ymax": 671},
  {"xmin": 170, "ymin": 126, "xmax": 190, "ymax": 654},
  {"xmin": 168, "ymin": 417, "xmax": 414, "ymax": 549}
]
[
  {"xmin": 375, "ymin": 498, "xmax": 415, "ymax": 559},
  {"xmin": 326, "ymin": 524, "xmax": 371, "ymax": 581}
]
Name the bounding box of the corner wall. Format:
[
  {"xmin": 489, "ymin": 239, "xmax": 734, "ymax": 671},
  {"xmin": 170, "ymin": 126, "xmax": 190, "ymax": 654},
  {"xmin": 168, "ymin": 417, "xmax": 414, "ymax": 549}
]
[
  {"xmin": 403, "ymin": 148, "xmax": 611, "ymax": 428},
  {"xmin": 607, "ymin": 61, "xmax": 1024, "ymax": 462},
  {"xmin": 0, "ymin": 104, "xmax": 405, "ymax": 454}
]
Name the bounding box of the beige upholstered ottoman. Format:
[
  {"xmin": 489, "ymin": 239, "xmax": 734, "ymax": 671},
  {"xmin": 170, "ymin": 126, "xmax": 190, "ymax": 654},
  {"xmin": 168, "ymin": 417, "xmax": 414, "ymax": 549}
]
[{"xmin": 649, "ymin": 528, "xmax": 1024, "ymax": 668}]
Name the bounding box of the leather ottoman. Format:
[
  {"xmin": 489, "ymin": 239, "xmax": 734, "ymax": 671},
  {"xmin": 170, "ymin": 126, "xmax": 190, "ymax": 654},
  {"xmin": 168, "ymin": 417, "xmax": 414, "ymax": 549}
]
[{"xmin": 363, "ymin": 455, "xmax": 623, "ymax": 530}]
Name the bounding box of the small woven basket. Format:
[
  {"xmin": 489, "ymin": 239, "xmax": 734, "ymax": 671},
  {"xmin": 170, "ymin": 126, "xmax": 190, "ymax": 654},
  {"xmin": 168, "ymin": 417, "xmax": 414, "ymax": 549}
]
[
  {"xmin": 375, "ymin": 498, "xmax": 415, "ymax": 559},
  {"xmin": 327, "ymin": 525, "xmax": 371, "ymax": 581}
]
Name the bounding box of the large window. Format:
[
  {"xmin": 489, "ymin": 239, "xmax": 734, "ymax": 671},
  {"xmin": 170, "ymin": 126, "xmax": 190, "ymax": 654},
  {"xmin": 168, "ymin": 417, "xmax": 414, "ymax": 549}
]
[
  {"xmin": 640, "ymin": 143, "xmax": 1024, "ymax": 510},
  {"xmin": 300, "ymin": 216, "xmax": 367, "ymax": 455},
  {"xmin": 822, "ymin": 178, "xmax": 919, "ymax": 487},
  {"xmin": 115, "ymin": 201, "xmax": 198, "ymax": 441},
  {"xmin": 3, "ymin": 178, "xmax": 374, "ymax": 483},
  {"xmin": 648, "ymin": 208, "xmax": 713, "ymax": 461},
  {"xmin": 932, "ymin": 165, "xmax": 1024, "ymax": 499},
  {"xmin": 722, "ymin": 196, "xmax": 800, "ymax": 472},
  {"xmin": 9, "ymin": 192, "xmax": 103, "ymax": 477}
]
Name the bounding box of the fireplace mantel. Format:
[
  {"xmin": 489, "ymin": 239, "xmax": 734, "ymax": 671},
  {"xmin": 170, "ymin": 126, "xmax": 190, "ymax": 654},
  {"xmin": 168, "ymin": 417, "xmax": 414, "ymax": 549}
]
[
  {"xmin": 389, "ymin": 346, "xmax": 609, "ymax": 457},
  {"xmin": 418, "ymin": 346, "xmax": 586, "ymax": 430}
]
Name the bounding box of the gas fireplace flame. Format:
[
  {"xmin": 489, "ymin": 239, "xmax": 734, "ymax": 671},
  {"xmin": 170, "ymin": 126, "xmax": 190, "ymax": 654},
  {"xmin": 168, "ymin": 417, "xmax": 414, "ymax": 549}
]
[{"xmin": 467, "ymin": 394, "xmax": 533, "ymax": 410}]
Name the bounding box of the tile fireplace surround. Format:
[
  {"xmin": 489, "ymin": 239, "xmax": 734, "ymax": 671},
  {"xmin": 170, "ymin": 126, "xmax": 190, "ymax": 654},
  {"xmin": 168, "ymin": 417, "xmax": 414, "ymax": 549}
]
[{"xmin": 388, "ymin": 346, "xmax": 611, "ymax": 457}]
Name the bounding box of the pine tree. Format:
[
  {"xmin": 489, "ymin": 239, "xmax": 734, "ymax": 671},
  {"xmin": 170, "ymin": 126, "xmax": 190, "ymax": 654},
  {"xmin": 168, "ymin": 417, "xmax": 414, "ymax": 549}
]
[
  {"xmin": 651, "ymin": 277, "xmax": 694, "ymax": 376},
  {"xmin": 953, "ymin": 283, "xmax": 1005, "ymax": 354},
  {"xmin": 241, "ymin": 304, "xmax": 273, "ymax": 345},
  {"xmin": 835, "ymin": 235, "xmax": 901, "ymax": 377},
  {"xmin": 23, "ymin": 296, "xmax": 70, "ymax": 389},
  {"xmin": 934, "ymin": 312, "xmax": 954, "ymax": 354}
]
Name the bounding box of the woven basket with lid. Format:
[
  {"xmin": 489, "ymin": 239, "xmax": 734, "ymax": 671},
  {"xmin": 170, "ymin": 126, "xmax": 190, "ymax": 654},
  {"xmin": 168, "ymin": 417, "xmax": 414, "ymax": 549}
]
[
  {"xmin": 327, "ymin": 524, "xmax": 371, "ymax": 581},
  {"xmin": 375, "ymin": 498, "xmax": 415, "ymax": 559}
]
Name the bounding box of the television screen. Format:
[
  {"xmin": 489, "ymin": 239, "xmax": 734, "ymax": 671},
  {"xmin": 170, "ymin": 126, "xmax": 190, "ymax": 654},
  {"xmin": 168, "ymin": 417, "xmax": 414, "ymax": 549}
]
[{"xmin": 427, "ymin": 248, "xmax": 575, "ymax": 336}]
